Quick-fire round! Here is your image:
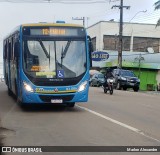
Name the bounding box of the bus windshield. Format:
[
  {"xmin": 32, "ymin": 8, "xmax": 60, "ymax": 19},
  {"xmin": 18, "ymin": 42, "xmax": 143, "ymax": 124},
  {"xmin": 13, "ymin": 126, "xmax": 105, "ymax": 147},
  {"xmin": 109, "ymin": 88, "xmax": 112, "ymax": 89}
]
[{"xmin": 23, "ymin": 39, "xmax": 86, "ymax": 79}]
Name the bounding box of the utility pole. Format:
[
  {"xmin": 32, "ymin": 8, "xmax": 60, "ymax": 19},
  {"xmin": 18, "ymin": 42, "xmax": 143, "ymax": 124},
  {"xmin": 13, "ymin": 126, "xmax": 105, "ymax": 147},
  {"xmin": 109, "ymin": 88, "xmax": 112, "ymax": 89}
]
[
  {"xmin": 112, "ymin": 0, "xmax": 130, "ymax": 68},
  {"xmin": 72, "ymin": 17, "xmax": 85, "ymax": 27}
]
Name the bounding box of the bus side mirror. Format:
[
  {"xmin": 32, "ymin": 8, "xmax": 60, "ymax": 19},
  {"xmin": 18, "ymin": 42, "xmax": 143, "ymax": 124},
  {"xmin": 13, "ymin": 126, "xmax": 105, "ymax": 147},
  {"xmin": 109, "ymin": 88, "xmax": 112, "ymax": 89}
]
[{"xmin": 87, "ymin": 35, "xmax": 93, "ymax": 68}]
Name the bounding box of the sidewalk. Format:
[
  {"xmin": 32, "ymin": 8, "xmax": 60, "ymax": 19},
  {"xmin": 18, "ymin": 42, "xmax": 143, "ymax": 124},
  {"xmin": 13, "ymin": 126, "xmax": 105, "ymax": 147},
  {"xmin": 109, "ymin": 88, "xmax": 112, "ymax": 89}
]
[
  {"xmin": 126, "ymin": 89, "xmax": 160, "ymax": 95},
  {"xmin": 139, "ymin": 90, "xmax": 160, "ymax": 95}
]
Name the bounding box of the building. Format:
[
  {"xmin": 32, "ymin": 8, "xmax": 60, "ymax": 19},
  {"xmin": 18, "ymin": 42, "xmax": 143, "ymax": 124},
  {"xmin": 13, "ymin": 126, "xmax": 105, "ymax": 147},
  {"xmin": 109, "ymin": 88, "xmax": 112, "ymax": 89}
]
[{"xmin": 87, "ymin": 21, "xmax": 160, "ymax": 91}]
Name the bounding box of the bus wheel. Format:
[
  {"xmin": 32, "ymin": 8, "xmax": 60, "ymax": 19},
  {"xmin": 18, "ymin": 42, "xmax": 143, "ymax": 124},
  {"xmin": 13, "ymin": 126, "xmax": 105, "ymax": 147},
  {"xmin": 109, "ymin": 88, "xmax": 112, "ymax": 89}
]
[
  {"xmin": 15, "ymin": 80, "xmax": 18, "ymax": 99},
  {"xmin": 17, "ymin": 98, "xmax": 22, "ymax": 105},
  {"xmin": 8, "ymin": 87, "xmax": 12, "ymax": 96},
  {"xmin": 17, "ymin": 99, "xmax": 27, "ymax": 109},
  {"xmin": 68, "ymin": 102, "xmax": 75, "ymax": 107},
  {"xmin": 16, "ymin": 97, "xmax": 24, "ymax": 106}
]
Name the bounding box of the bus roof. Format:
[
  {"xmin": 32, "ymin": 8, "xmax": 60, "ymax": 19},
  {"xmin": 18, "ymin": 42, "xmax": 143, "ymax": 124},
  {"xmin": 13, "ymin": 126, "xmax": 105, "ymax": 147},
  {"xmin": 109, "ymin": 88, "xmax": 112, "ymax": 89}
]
[
  {"xmin": 21, "ymin": 23, "xmax": 84, "ymax": 28},
  {"xmin": 3, "ymin": 22, "xmax": 84, "ymax": 40}
]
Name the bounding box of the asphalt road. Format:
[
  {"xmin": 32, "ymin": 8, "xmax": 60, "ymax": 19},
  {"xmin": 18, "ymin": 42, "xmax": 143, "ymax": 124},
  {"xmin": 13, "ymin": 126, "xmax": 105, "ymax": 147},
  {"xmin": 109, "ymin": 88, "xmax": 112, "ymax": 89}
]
[{"xmin": 0, "ymin": 82, "xmax": 160, "ymax": 155}]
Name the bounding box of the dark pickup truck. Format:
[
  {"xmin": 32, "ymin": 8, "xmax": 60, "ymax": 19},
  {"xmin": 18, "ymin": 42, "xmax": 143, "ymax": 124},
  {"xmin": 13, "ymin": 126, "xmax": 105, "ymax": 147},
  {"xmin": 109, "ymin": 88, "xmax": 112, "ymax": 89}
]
[{"xmin": 112, "ymin": 69, "xmax": 140, "ymax": 92}]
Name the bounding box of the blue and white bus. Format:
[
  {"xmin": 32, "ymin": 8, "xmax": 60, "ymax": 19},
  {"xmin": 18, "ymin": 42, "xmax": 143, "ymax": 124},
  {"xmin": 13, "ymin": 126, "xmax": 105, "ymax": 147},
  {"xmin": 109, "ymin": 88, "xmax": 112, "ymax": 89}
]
[{"xmin": 3, "ymin": 22, "xmax": 92, "ymax": 107}]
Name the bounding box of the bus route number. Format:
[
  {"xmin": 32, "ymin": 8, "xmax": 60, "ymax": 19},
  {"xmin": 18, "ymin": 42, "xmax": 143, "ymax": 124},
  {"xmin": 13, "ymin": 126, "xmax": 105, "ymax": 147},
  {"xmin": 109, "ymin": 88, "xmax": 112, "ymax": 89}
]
[{"xmin": 42, "ymin": 29, "xmax": 66, "ymax": 35}]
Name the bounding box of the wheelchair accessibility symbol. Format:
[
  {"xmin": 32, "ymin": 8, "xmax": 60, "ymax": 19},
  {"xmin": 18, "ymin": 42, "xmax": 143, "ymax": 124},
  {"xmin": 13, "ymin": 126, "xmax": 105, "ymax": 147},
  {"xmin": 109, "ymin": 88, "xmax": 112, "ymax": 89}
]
[{"xmin": 57, "ymin": 70, "xmax": 64, "ymax": 78}]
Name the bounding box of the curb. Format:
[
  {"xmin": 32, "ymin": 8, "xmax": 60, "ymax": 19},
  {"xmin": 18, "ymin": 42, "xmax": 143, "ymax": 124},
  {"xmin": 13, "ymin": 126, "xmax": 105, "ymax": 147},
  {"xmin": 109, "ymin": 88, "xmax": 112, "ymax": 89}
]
[{"xmin": 139, "ymin": 91, "xmax": 160, "ymax": 95}]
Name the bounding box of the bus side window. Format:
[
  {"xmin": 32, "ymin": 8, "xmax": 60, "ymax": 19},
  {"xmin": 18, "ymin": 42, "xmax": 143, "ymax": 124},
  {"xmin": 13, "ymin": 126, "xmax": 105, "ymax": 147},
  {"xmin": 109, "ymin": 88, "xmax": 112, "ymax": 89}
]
[
  {"xmin": 14, "ymin": 42, "xmax": 19, "ymax": 58},
  {"xmin": 3, "ymin": 41, "xmax": 7, "ymax": 60},
  {"xmin": 3, "ymin": 41, "xmax": 7, "ymax": 81},
  {"xmin": 14, "ymin": 39, "xmax": 19, "ymax": 68},
  {"xmin": 6, "ymin": 41, "xmax": 9, "ymax": 61},
  {"xmin": 8, "ymin": 39, "xmax": 12, "ymax": 62}
]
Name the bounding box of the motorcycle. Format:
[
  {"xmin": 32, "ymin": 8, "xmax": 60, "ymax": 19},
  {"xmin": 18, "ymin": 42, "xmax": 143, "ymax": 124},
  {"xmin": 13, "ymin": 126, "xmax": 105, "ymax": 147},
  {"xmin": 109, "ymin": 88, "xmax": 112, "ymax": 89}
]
[{"xmin": 103, "ymin": 78, "xmax": 114, "ymax": 95}]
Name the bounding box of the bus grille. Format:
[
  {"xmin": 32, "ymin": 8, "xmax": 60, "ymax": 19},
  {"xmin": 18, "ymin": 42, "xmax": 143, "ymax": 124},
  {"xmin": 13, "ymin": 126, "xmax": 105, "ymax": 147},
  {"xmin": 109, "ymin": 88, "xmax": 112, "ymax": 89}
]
[{"xmin": 39, "ymin": 95, "xmax": 74, "ymax": 103}]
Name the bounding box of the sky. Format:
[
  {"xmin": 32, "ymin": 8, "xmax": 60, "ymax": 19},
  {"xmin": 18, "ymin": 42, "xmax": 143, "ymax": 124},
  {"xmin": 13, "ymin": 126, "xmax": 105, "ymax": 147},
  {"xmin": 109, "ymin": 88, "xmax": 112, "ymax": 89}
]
[{"xmin": 0, "ymin": 0, "xmax": 159, "ymax": 61}]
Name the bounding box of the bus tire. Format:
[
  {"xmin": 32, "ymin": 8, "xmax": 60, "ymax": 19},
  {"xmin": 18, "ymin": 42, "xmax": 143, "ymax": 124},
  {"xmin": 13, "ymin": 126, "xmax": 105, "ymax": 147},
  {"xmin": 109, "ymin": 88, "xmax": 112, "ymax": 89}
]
[
  {"xmin": 17, "ymin": 98, "xmax": 22, "ymax": 105},
  {"xmin": 68, "ymin": 102, "xmax": 75, "ymax": 107},
  {"xmin": 8, "ymin": 87, "xmax": 12, "ymax": 96},
  {"xmin": 15, "ymin": 80, "xmax": 18, "ymax": 99},
  {"xmin": 17, "ymin": 96, "xmax": 24, "ymax": 106}
]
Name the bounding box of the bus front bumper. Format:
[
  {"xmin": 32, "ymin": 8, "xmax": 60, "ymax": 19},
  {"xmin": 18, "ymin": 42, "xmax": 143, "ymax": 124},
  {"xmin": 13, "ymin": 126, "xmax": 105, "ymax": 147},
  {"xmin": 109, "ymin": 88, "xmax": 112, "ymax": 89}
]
[{"xmin": 21, "ymin": 90, "xmax": 88, "ymax": 104}]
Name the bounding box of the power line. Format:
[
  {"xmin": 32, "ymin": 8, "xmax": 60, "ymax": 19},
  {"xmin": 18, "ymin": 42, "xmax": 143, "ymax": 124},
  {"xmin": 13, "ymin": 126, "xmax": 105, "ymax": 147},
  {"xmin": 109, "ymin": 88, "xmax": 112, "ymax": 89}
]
[
  {"xmin": 124, "ymin": 11, "xmax": 160, "ymax": 25},
  {"xmin": 72, "ymin": 17, "xmax": 86, "ymax": 26},
  {"xmin": 0, "ymin": 0, "xmax": 110, "ymax": 4}
]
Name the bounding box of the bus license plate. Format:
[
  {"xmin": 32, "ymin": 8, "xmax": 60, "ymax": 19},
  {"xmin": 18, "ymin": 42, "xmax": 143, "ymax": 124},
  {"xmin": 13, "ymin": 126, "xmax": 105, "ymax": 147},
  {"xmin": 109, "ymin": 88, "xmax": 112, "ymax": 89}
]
[{"xmin": 51, "ymin": 99, "xmax": 63, "ymax": 103}]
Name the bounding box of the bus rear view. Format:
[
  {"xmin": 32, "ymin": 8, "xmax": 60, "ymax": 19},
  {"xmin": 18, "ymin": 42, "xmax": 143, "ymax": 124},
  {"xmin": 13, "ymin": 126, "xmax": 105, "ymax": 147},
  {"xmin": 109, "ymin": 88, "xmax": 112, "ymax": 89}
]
[{"xmin": 3, "ymin": 23, "xmax": 92, "ymax": 107}]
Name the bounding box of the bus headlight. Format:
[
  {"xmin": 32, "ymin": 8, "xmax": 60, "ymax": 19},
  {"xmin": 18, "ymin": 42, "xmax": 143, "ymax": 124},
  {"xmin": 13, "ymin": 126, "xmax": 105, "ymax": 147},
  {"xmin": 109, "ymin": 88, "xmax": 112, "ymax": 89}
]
[
  {"xmin": 78, "ymin": 81, "xmax": 88, "ymax": 92},
  {"xmin": 23, "ymin": 82, "xmax": 34, "ymax": 92}
]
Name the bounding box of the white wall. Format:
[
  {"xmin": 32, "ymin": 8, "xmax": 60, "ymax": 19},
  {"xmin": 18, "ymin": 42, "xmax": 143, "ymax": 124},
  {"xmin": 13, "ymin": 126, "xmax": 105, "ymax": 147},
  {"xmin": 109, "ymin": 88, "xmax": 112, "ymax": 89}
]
[
  {"xmin": 87, "ymin": 21, "xmax": 160, "ymax": 51},
  {"xmin": 156, "ymin": 70, "xmax": 160, "ymax": 84}
]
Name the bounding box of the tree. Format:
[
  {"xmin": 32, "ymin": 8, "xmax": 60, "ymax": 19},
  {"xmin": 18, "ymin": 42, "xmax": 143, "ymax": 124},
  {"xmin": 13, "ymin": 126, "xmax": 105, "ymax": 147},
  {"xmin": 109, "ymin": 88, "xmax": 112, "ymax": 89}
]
[{"xmin": 154, "ymin": 0, "xmax": 160, "ymax": 26}]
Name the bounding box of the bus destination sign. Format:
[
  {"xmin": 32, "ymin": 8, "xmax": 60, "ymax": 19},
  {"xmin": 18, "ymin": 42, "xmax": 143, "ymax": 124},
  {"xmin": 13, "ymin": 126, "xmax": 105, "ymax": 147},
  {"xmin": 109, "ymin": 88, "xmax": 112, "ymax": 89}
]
[
  {"xmin": 27, "ymin": 27, "xmax": 84, "ymax": 37},
  {"xmin": 42, "ymin": 28, "xmax": 66, "ymax": 35}
]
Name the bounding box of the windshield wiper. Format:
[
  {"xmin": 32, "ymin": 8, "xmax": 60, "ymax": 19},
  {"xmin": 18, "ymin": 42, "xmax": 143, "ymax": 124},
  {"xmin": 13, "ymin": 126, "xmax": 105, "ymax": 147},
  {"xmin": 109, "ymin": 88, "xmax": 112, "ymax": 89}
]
[
  {"xmin": 38, "ymin": 40, "xmax": 50, "ymax": 59},
  {"xmin": 61, "ymin": 41, "xmax": 71, "ymax": 67},
  {"xmin": 38, "ymin": 39, "xmax": 51, "ymax": 69}
]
